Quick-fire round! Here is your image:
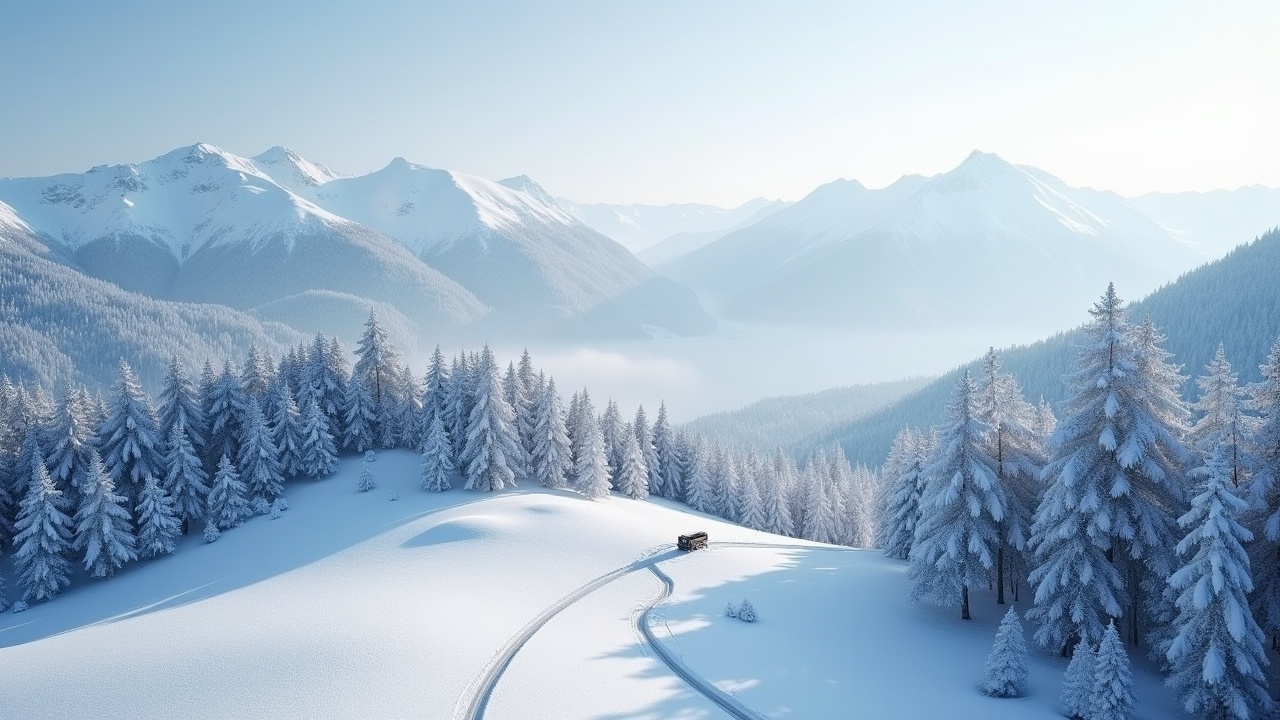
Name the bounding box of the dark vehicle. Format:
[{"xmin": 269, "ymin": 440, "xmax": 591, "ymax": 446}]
[{"xmin": 677, "ymin": 531, "xmax": 708, "ymax": 551}]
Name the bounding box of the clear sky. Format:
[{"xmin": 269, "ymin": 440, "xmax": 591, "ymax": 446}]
[{"xmin": 1, "ymin": 0, "xmax": 1276, "ymax": 206}]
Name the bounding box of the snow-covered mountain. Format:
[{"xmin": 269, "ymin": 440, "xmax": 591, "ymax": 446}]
[
  {"xmin": 1130, "ymin": 184, "xmax": 1280, "ymax": 254},
  {"xmin": 559, "ymin": 197, "xmax": 788, "ymax": 253},
  {"xmin": 661, "ymin": 151, "xmax": 1209, "ymax": 330},
  {"xmin": 636, "ymin": 198, "xmax": 797, "ymax": 267},
  {"xmin": 0, "ymin": 144, "xmax": 714, "ymax": 343}
]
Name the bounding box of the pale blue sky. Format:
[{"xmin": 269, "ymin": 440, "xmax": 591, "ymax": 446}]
[{"xmin": 1, "ymin": 0, "xmax": 1276, "ymax": 205}]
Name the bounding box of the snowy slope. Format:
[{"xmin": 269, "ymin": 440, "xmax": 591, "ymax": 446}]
[
  {"xmin": 560, "ymin": 197, "xmax": 788, "ymax": 253},
  {"xmin": 250, "ymin": 145, "xmax": 345, "ymax": 194},
  {"xmin": 0, "ymin": 451, "xmax": 1182, "ymax": 720},
  {"xmin": 637, "ymin": 199, "xmax": 797, "ymax": 267},
  {"xmin": 0, "ymin": 218, "xmax": 302, "ymax": 390},
  {"xmin": 663, "ymin": 152, "xmax": 1211, "ymax": 331}
]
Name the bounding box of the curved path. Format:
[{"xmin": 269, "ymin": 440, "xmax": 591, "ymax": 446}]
[{"xmin": 453, "ymin": 541, "xmax": 857, "ymax": 720}]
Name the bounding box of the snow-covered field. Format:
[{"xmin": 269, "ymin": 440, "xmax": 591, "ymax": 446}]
[{"xmin": 0, "ymin": 451, "xmax": 1181, "ymax": 719}]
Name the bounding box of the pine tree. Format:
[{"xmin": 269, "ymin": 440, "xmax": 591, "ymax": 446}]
[
  {"xmin": 709, "ymin": 446, "xmax": 739, "ymax": 520},
  {"xmin": 845, "ymin": 464, "xmax": 878, "ymax": 548},
  {"xmin": 615, "ymin": 429, "xmax": 650, "ymax": 500},
  {"xmin": 135, "ymin": 474, "xmax": 180, "ymax": 559},
  {"xmin": 342, "ymin": 373, "xmax": 377, "ymax": 453},
  {"xmin": 736, "ymin": 454, "xmax": 767, "ymax": 530},
  {"xmin": 530, "ymin": 378, "xmax": 572, "ymax": 489},
  {"xmin": 298, "ymin": 400, "xmax": 338, "ymax": 478},
  {"xmin": 762, "ymin": 449, "xmax": 796, "ymax": 537},
  {"xmin": 683, "ymin": 439, "xmax": 716, "ymax": 515},
  {"xmin": 238, "ymin": 402, "xmax": 284, "ymax": 503},
  {"xmin": 443, "ymin": 355, "xmax": 470, "ymax": 467},
  {"xmin": 98, "ymin": 360, "xmax": 165, "ymax": 504},
  {"xmin": 420, "ymin": 415, "xmax": 454, "ymax": 492},
  {"xmin": 301, "ymin": 334, "xmax": 349, "ymax": 431},
  {"xmin": 880, "ymin": 428, "xmax": 923, "ymax": 559},
  {"xmin": 394, "ymin": 363, "xmax": 424, "ymax": 450},
  {"xmin": 204, "ymin": 361, "xmax": 249, "ymax": 469},
  {"xmin": 207, "ymin": 455, "xmax": 249, "ymax": 530},
  {"xmin": 239, "ymin": 344, "xmax": 274, "ymax": 405},
  {"xmin": 634, "ymin": 406, "xmax": 660, "ymax": 490},
  {"xmin": 157, "ymin": 356, "xmax": 205, "ymax": 452},
  {"xmin": 800, "ymin": 455, "xmax": 837, "ymax": 544},
  {"xmin": 460, "ymin": 347, "xmax": 521, "ymax": 492},
  {"xmin": 571, "ymin": 392, "xmax": 612, "ymax": 500},
  {"xmin": 73, "ymin": 450, "xmax": 137, "ymax": 579},
  {"xmin": 44, "ymin": 384, "xmax": 95, "ymax": 505},
  {"xmin": 13, "ymin": 451, "xmax": 72, "ymax": 602},
  {"xmin": 1060, "ymin": 640, "xmax": 1097, "ymax": 720},
  {"xmin": 502, "ymin": 362, "xmax": 533, "ymax": 481},
  {"xmin": 909, "ymin": 371, "xmax": 1003, "ymax": 620},
  {"xmin": 352, "ymin": 309, "xmax": 401, "ymax": 439},
  {"xmin": 975, "ymin": 348, "xmax": 1043, "ymax": 605},
  {"xmin": 163, "ymin": 423, "xmax": 208, "ymax": 533},
  {"xmin": 982, "ymin": 608, "xmax": 1029, "ymax": 698},
  {"xmin": 358, "ymin": 461, "xmax": 376, "ymax": 492},
  {"xmin": 1090, "ymin": 621, "xmax": 1137, "ymax": 720},
  {"xmin": 1249, "ymin": 335, "xmax": 1280, "ymax": 643},
  {"xmin": 269, "ymin": 382, "xmax": 304, "ymax": 478},
  {"xmin": 652, "ymin": 402, "xmax": 682, "ymax": 500},
  {"xmin": 420, "ymin": 346, "xmax": 450, "ymax": 445},
  {"xmin": 599, "ymin": 400, "xmax": 625, "ymax": 480},
  {"xmin": 1190, "ymin": 344, "xmax": 1255, "ymax": 479},
  {"xmin": 1029, "ymin": 286, "xmax": 1190, "ymax": 652},
  {"xmin": 1166, "ymin": 443, "xmax": 1272, "ymax": 720}
]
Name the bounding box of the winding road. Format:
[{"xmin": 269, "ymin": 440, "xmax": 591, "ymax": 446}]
[{"xmin": 452, "ymin": 541, "xmax": 857, "ymax": 720}]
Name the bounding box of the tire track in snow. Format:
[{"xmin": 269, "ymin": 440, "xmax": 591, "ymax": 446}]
[{"xmin": 454, "ymin": 541, "xmax": 858, "ymax": 720}]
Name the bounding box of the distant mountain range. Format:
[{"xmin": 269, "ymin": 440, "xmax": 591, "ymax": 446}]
[
  {"xmin": 558, "ymin": 197, "xmax": 788, "ymax": 254},
  {"xmin": 653, "ymin": 151, "xmax": 1278, "ymax": 332},
  {"xmin": 0, "ymin": 144, "xmax": 715, "ymax": 347}
]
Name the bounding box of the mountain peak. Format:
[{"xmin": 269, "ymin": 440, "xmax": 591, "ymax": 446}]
[
  {"xmin": 498, "ymin": 175, "xmax": 557, "ymax": 208},
  {"xmin": 251, "ymin": 146, "xmax": 340, "ymax": 188}
]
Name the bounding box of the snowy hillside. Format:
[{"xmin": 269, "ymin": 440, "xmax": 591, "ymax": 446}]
[
  {"xmin": 662, "ymin": 151, "xmax": 1213, "ymax": 331},
  {"xmin": 0, "ymin": 222, "xmax": 302, "ymax": 390},
  {"xmin": 0, "ymin": 451, "xmax": 1182, "ymax": 719},
  {"xmin": 0, "ymin": 144, "xmax": 714, "ymax": 342},
  {"xmin": 560, "ymin": 197, "xmax": 788, "ymax": 253}
]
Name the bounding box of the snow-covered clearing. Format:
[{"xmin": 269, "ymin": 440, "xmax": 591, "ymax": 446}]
[{"xmin": 0, "ymin": 451, "xmax": 1180, "ymax": 718}]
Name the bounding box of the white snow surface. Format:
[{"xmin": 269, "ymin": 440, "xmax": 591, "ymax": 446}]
[{"xmin": 0, "ymin": 450, "xmax": 1182, "ymax": 719}]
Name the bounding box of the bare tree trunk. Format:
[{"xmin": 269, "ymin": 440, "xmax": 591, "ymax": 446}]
[
  {"xmin": 997, "ymin": 545, "xmax": 1006, "ymax": 605},
  {"xmin": 962, "ymin": 585, "xmax": 971, "ymax": 620}
]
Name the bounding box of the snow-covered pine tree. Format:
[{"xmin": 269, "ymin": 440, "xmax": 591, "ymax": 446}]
[
  {"xmin": 571, "ymin": 392, "xmax": 612, "ymax": 500},
  {"xmin": 461, "ymin": 346, "xmax": 522, "ymax": 492},
  {"xmin": 982, "ymin": 608, "xmax": 1029, "ymax": 698},
  {"xmin": 845, "ymin": 464, "xmax": 878, "ymax": 548},
  {"xmin": 73, "ymin": 450, "xmax": 137, "ymax": 578},
  {"xmin": 1033, "ymin": 397, "xmax": 1057, "ymax": 442},
  {"xmin": 614, "ymin": 428, "xmax": 650, "ymax": 500},
  {"xmin": 13, "ymin": 448, "xmax": 72, "ymax": 602},
  {"xmin": 352, "ymin": 309, "xmax": 400, "ymax": 441},
  {"xmin": 443, "ymin": 355, "xmax": 470, "ymax": 467},
  {"xmin": 163, "ymin": 423, "xmax": 208, "ymax": 533},
  {"xmin": 633, "ymin": 406, "xmax": 660, "ymax": 490},
  {"xmin": 420, "ymin": 415, "xmax": 454, "ymax": 492},
  {"xmin": 502, "ymin": 362, "xmax": 532, "ymax": 482},
  {"xmin": 239, "ymin": 344, "xmax": 274, "ymax": 407},
  {"xmin": 298, "ymin": 399, "xmax": 338, "ymax": 478},
  {"xmin": 1165, "ymin": 443, "xmax": 1272, "ymax": 720},
  {"xmin": 395, "ymin": 364, "xmax": 424, "ymax": 450},
  {"xmin": 683, "ymin": 438, "xmax": 716, "ymax": 515},
  {"xmin": 762, "ymin": 449, "xmax": 795, "ymax": 537},
  {"xmin": 1249, "ymin": 336, "xmax": 1280, "ymax": 649},
  {"xmin": 300, "ymin": 334, "xmax": 349, "ymax": 431},
  {"xmin": 709, "ymin": 446, "xmax": 739, "ymax": 521},
  {"xmin": 1028, "ymin": 286, "xmax": 1189, "ymax": 652},
  {"xmin": 44, "ymin": 384, "xmax": 95, "ymax": 506},
  {"xmin": 800, "ymin": 454, "xmax": 837, "ymax": 544},
  {"xmin": 975, "ymin": 348, "xmax": 1043, "ymax": 605},
  {"xmin": 342, "ymin": 373, "xmax": 377, "ymax": 453},
  {"xmin": 135, "ymin": 474, "xmax": 180, "ymax": 559},
  {"xmin": 530, "ymin": 378, "xmax": 572, "ymax": 489},
  {"xmin": 1090, "ymin": 621, "xmax": 1137, "ymax": 720},
  {"xmin": 1190, "ymin": 344, "xmax": 1255, "ymax": 481},
  {"xmin": 268, "ymin": 382, "xmax": 304, "ymax": 479},
  {"xmin": 419, "ymin": 345, "xmax": 450, "ymax": 445},
  {"xmin": 98, "ymin": 360, "xmax": 165, "ymax": 505},
  {"xmin": 1060, "ymin": 640, "xmax": 1097, "ymax": 720},
  {"xmin": 736, "ymin": 452, "xmax": 767, "ymax": 531},
  {"xmin": 358, "ymin": 460, "xmax": 376, "ymax": 492},
  {"xmin": 207, "ymin": 454, "xmax": 249, "ymax": 530},
  {"xmin": 599, "ymin": 400, "xmax": 625, "ymax": 481},
  {"xmin": 879, "ymin": 427, "xmax": 922, "ymax": 559},
  {"xmin": 908, "ymin": 371, "xmax": 1003, "ymax": 620},
  {"xmin": 204, "ymin": 361, "xmax": 249, "ymax": 470},
  {"xmin": 157, "ymin": 357, "xmax": 207, "ymax": 455},
  {"xmin": 651, "ymin": 402, "xmax": 681, "ymax": 500},
  {"xmin": 237, "ymin": 402, "xmax": 284, "ymax": 503}
]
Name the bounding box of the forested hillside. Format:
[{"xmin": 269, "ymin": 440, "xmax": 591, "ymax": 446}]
[{"xmin": 821, "ymin": 227, "xmax": 1280, "ymax": 466}]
